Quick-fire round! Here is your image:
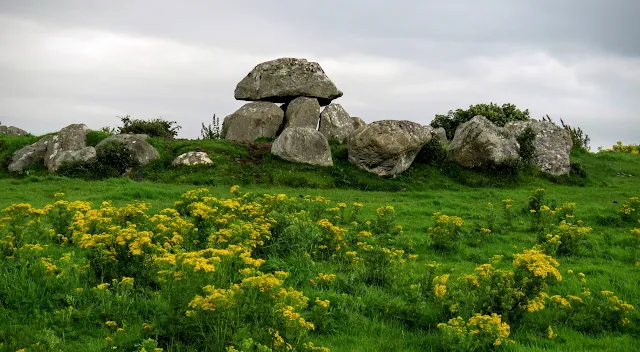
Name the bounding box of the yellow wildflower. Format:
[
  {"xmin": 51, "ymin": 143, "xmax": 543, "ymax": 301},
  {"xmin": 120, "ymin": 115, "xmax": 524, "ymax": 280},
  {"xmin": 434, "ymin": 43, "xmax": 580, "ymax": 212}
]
[{"xmin": 547, "ymin": 326, "xmax": 556, "ymax": 340}]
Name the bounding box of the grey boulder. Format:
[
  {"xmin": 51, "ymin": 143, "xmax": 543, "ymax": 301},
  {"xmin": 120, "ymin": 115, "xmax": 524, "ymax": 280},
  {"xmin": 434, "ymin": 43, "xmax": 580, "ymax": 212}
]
[
  {"xmin": 0, "ymin": 125, "xmax": 29, "ymax": 136},
  {"xmin": 348, "ymin": 120, "xmax": 433, "ymax": 176},
  {"xmin": 503, "ymin": 120, "xmax": 573, "ymax": 175},
  {"xmin": 271, "ymin": 127, "xmax": 333, "ymax": 167},
  {"xmin": 234, "ymin": 58, "xmax": 343, "ymax": 106},
  {"xmin": 172, "ymin": 151, "xmax": 213, "ymax": 166},
  {"xmin": 283, "ymin": 97, "xmax": 320, "ymax": 129},
  {"xmin": 56, "ymin": 147, "xmax": 97, "ymax": 168},
  {"xmin": 447, "ymin": 115, "xmax": 520, "ymax": 168},
  {"xmin": 96, "ymin": 134, "xmax": 160, "ymax": 166},
  {"xmin": 319, "ymin": 103, "xmax": 357, "ymax": 143},
  {"xmin": 8, "ymin": 135, "xmax": 54, "ymax": 173},
  {"xmin": 44, "ymin": 124, "xmax": 89, "ymax": 172},
  {"xmin": 351, "ymin": 116, "xmax": 366, "ymax": 131},
  {"xmin": 221, "ymin": 102, "xmax": 284, "ymax": 142},
  {"xmin": 432, "ymin": 127, "xmax": 448, "ymax": 146}
]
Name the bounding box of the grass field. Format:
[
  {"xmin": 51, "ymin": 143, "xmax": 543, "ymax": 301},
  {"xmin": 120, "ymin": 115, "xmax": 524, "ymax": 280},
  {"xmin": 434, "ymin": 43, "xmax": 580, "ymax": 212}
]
[{"xmin": 1, "ymin": 142, "xmax": 639, "ymax": 351}]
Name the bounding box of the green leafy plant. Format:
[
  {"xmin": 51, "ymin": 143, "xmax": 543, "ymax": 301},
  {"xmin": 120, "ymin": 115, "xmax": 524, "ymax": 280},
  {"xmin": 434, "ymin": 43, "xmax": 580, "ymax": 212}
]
[
  {"xmin": 414, "ymin": 138, "xmax": 446, "ymax": 166},
  {"xmin": 117, "ymin": 115, "xmax": 181, "ymax": 139},
  {"xmin": 431, "ymin": 102, "xmax": 530, "ymax": 140},
  {"xmin": 516, "ymin": 126, "xmax": 537, "ymax": 168},
  {"xmin": 428, "ymin": 212, "xmax": 464, "ymax": 251},
  {"xmin": 200, "ymin": 114, "xmax": 222, "ymax": 140}
]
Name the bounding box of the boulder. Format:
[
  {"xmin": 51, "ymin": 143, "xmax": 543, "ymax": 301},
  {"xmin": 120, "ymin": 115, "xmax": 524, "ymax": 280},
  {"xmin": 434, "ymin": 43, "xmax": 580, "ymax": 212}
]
[
  {"xmin": 347, "ymin": 117, "xmax": 367, "ymax": 142},
  {"xmin": 348, "ymin": 120, "xmax": 433, "ymax": 176},
  {"xmin": 433, "ymin": 127, "xmax": 448, "ymax": 145},
  {"xmin": 234, "ymin": 58, "xmax": 343, "ymax": 106},
  {"xmin": 283, "ymin": 97, "xmax": 320, "ymax": 129},
  {"xmin": 503, "ymin": 120, "xmax": 573, "ymax": 175},
  {"xmin": 7, "ymin": 135, "xmax": 54, "ymax": 172},
  {"xmin": 172, "ymin": 151, "xmax": 213, "ymax": 166},
  {"xmin": 352, "ymin": 116, "xmax": 366, "ymax": 131},
  {"xmin": 221, "ymin": 102, "xmax": 284, "ymax": 142},
  {"xmin": 446, "ymin": 115, "xmax": 520, "ymax": 168},
  {"xmin": 56, "ymin": 147, "xmax": 97, "ymax": 168},
  {"xmin": 0, "ymin": 125, "xmax": 29, "ymax": 136},
  {"xmin": 96, "ymin": 134, "xmax": 160, "ymax": 166},
  {"xmin": 318, "ymin": 104, "xmax": 355, "ymax": 143},
  {"xmin": 271, "ymin": 127, "xmax": 333, "ymax": 167},
  {"xmin": 44, "ymin": 124, "xmax": 89, "ymax": 172}
]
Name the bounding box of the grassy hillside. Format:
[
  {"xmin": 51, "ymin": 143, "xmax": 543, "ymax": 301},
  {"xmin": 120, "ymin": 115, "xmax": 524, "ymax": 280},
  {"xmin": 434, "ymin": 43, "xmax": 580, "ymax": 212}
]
[
  {"xmin": 1, "ymin": 134, "xmax": 639, "ymax": 351},
  {"xmin": 0, "ymin": 132, "xmax": 593, "ymax": 191}
]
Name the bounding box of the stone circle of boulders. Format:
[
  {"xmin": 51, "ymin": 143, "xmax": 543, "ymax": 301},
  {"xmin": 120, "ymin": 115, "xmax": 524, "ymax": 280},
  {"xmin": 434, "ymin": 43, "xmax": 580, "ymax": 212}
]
[
  {"xmin": 224, "ymin": 57, "xmax": 368, "ymax": 169},
  {"xmin": 172, "ymin": 151, "xmax": 213, "ymax": 166},
  {"xmin": 96, "ymin": 134, "xmax": 160, "ymax": 166},
  {"xmin": 446, "ymin": 115, "xmax": 521, "ymax": 169},
  {"xmin": 503, "ymin": 119, "xmax": 572, "ymax": 175},
  {"xmin": 348, "ymin": 120, "xmax": 433, "ymax": 176},
  {"xmin": 234, "ymin": 58, "xmax": 343, "ymax": 106},
  {"xmin": 6, "ymin": 123, "xmax": 162, "ymax": 174},
  {"xmin": 0, "ymin": 125, "xmax": 29, "ymax": 136},
  {"xmin": 3, "ymin": 57, "xmax": 578, "ymax": 178},
  {"xmin": 271, "ymin": 127, "xmax": 333, "ymax": 167},
  {"xmin": 225, "ymin": 58, "xmax": 364, "ymax": 147}
]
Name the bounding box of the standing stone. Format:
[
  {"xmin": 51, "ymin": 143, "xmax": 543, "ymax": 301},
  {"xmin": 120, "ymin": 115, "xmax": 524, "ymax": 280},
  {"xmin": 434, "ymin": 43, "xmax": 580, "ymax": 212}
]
[
  {"xmin": 172, "ymin": 151, "xmax": 213, "ymax": 166},
  {"xmin": 446, "ymin": 115, "xmax": 520, "ymax": 168},
  {"xmin": 271, "ymin": 127, "xmax": 333, "ymax": 166},
  {"xmin": 8, "ymin": 135, "xmax": 54, "ymax": 173},
  {"xmin": 284, "ymin": 97, "xmax": 320, "ymax": 129},
  {"xmin": 318, "ymin": 104, "xmax": 355, "ymax": 143},
  {"xmin": 348, "ymin": 120, "xmax": 433, "ymax": 176},
  {"xmin": 234, "ymin": 58, "xmax": 343, "ymax": 106},
  {"xmin": 96, "ymin": 134, "xmax": 160, "ymax": 166},
  {"xmin": 221, "ymin": 102, "xmax": 284, "ymax": 142},
  {"xmin": 44, "ymin": 124, "xmax": 89, "ymax": 172},
  {"xmin": 503, "ymin": 120, "xmax": 573, "ymax": 175},
  {"xmin": 0, "ymin": 125, "xmax": 29, "ymax": 136}
]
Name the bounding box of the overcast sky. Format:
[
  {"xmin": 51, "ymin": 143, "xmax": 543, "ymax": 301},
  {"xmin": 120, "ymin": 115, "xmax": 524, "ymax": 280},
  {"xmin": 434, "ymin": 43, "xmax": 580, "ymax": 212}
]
[{"xmin": 1, "ymin": 0, "xmax": 638, "ymax": 149}]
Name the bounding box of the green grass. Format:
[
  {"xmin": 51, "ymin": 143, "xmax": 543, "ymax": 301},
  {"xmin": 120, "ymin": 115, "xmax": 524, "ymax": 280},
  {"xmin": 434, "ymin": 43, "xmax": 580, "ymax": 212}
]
[{"xmin": 1, "ymin": 135, "xmax": 640, "ymax": 351}]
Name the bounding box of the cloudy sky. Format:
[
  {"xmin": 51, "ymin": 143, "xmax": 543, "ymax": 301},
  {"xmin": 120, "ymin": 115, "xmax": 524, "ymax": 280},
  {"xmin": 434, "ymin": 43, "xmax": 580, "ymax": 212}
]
[{"xmin": 1, "ymin": 0, "xmax": 638, "ymax": 149}]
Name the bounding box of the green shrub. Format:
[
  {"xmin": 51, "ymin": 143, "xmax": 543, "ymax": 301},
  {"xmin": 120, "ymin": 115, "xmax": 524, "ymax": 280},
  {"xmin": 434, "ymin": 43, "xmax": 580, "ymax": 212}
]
[
  {"xmin": 414, "ymin": 138, "xmax": 446, "ymax": 166},
  {"xmin": 56, "ymin": 159, "xmax": 98, "ymax": 179},
  {"xmin": 86, "ymin": 130, "xmax": 113, "ymax": 147},
  {"xmin": 96, "ymin": 141, "xmax": 139, "ymax": 177},
  {"xmin": 570, "ymin": 161, "xmax": 588, "ymax": 178},
  {"xmin": 428, "ymin": 212, "xmax": 464, "ymax": 251},
  {"xmin": 117, "ymin": 115, "xmax": 181, "ymax": 139},
  {"xmin": 516, "ymin": 126, "xmax": 537, "ymax": 168},
  {"xmin": 431, "ymin": 102, "xmax": 530, "ymax": 140}
]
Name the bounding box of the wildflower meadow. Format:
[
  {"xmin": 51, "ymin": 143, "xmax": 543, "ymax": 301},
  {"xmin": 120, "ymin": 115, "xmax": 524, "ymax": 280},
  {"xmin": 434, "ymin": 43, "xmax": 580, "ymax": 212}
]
[{"xmin": 1, "ymin": 178, "xmax": 639, "ymax": 351}]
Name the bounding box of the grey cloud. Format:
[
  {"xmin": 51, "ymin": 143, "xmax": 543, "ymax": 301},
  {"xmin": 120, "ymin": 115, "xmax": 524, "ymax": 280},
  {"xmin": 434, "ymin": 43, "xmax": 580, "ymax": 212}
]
[
  {"xmin": 2, "ymin": 0, "xmax": 639, "ymax": 56},
  {"xmin": 0, "ymin": 0, "xmax": 638, "ymax": 149}
]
